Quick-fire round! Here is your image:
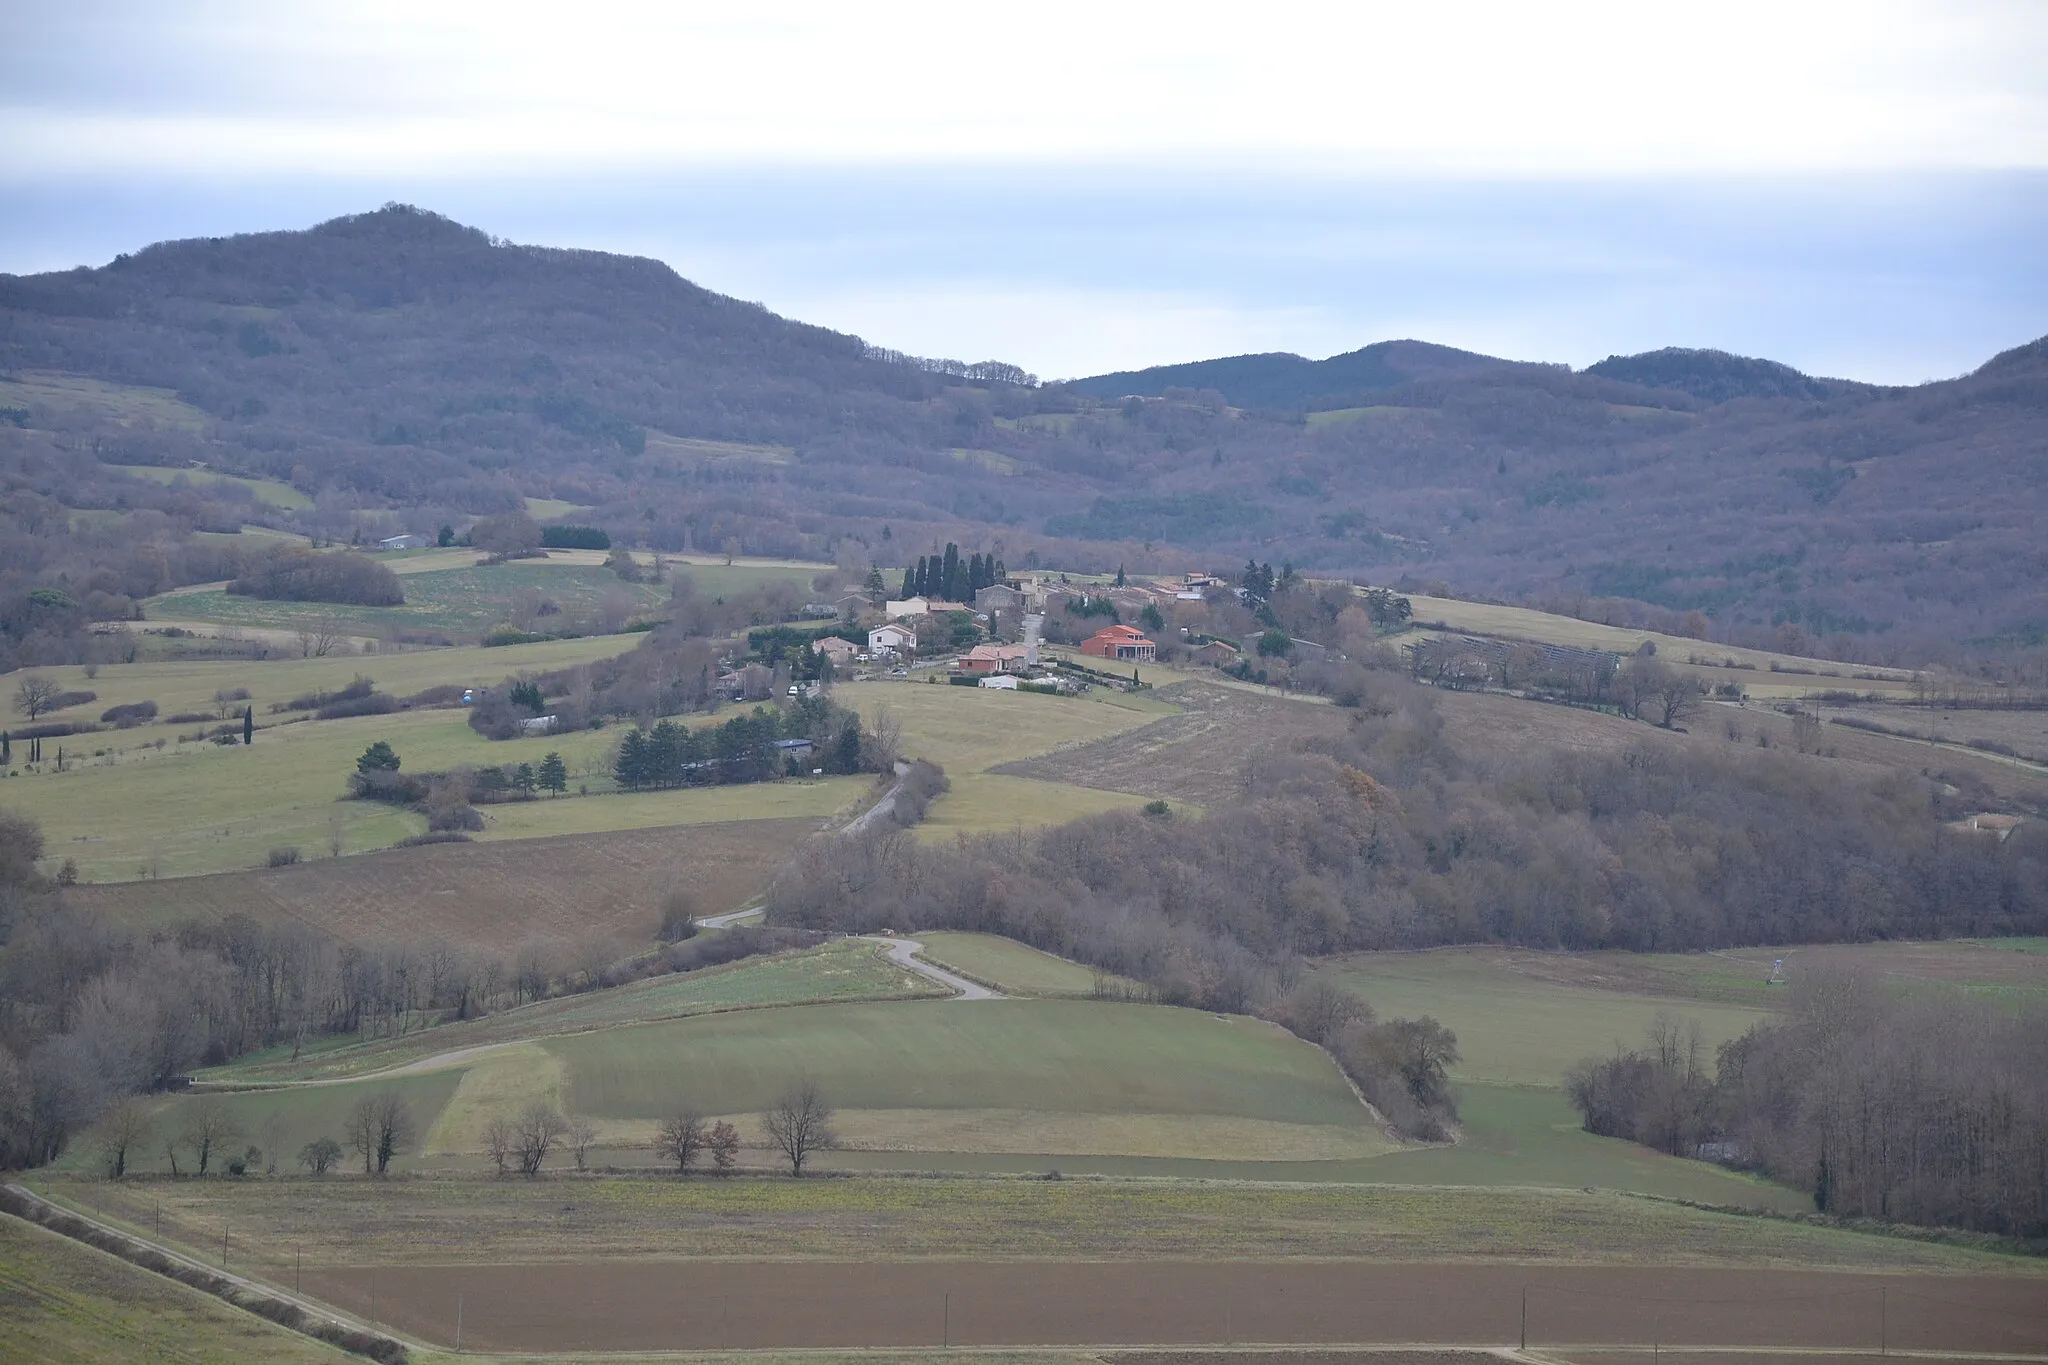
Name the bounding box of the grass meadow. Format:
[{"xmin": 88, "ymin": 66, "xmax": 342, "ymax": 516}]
[
  {"xmin": 40, "ymin": 1173, "xmax": 2028, "ymax": 1274},
  {"xmin": 110, "ymin": 462, "xmax": 314, "ymax": 510},
  {"xmin": 0, "ymin": 1214, "xmax": 349, "ymax": 1365},
  {"xmin": 913, "ymin": 932, "xmax": 1107, "ymax": 997}
]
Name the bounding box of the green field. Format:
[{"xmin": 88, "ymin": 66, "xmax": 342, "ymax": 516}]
[
  {"xmin": 1314, "ymin": 949, "xmax": 1773, "ymax": 1086},
  {"xmin": 0, "ymin": 1214, "xmax": 351, "ymax": 1365},
  {"xmin": 0, "ymin": 370, "xmax": 210, "ymax": 432},
  {"xmin": 154, "ymin": 562, "xmax": 670, "ymax": 640},
  {"xmin": 914, "ymin": 932, "xmax": 1108, "ymax": 997},
  {"xmin": 207, "ymin": 942, "xmax": 950, "ymax": 1085},
  {"xmin": 40, "ymin": 1173, "xmax": 2027, "ymax": 1273}
]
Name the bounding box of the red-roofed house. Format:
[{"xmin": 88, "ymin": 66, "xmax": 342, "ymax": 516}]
[
  {"xmin": 1079, "ymin": 624, "xmax": 1157, "ymax": 662},
  {"xmin": 959, "ymin": 643, "xmax": 1031, "ymax": 674}
]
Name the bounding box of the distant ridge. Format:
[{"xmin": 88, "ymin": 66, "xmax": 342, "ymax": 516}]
[
  {"xmin": 1583, "ymin": 347, "xmax": 1864, "ymax": 404},
  {"xmin": 1061, "ymin": 339, "xmax": 1529, "ymax": 411}
]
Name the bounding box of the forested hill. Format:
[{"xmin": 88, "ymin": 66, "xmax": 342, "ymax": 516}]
[{"xmin": 2, "ymin": 204, "xmax": 2046, "ymax": 663}]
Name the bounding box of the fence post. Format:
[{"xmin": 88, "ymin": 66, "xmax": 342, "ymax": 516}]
[
  {"xmin": 456, "ymin": 1292, "xmax": 463, "ymax": 1353},
  {"xmin": 1521, "ymin": 1285, "xmax": 1528, "ymax": 1350},
  {"xmin": 1880, "ymin": 1287, "xmax": 1887, "ymax": 1356},
  {"xmin": 943, "ymin": 1291, "xmax": 951, "ymax": 1349}
]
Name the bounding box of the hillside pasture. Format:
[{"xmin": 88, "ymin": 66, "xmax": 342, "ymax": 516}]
[
  {"xmin": 1313, "ymin": 948, "xmax": 1771, "ymax": 1087},
  {"xmin": 913, "ymin": 932, "xmax": 1113, "ymax": 997},
  {"xmin": 60, "ymin": 816, "xmax": 816, "ymax": 949},
  {"xmin": 0, "ymin": 369, "xmax": 210, "ymax": 431},
  {"xmin": 150, "ymin": 560, "xmax": 669, "ymax": 641},
  {"xmin": 208, "ymin": 941, "xmax": 950, "ymax": 1084}
]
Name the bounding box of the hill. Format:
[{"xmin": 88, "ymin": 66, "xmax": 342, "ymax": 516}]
[{"xmin": 4, "ymin": 204, "xmax": 2046, "ymax": 662}]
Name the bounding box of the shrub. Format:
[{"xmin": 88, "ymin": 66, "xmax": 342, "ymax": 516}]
[
  {"xmin": 657, "ymin": 890, "xmax": 701, "ymax": 942},
  {"xmin": 267, "ymin": 846, "xmax": 302, "ymax": 867},
  {"xmin": 317, "ymin": 692, "xmax": 398, "ymax": 720},
  {"xmin": 540, "ymin": 524, "xmax": 611, "ymax": 550},
  {"xmin": 100, "ymin": 700, "xmax": 159, "ymax": 726},
  {"xmin": 47, "ymin": 690, "xmax": 98, "ymax": 712},
  {"xmin": 164, "ymin": 711, "xmax": 212, "ymax": 724}
]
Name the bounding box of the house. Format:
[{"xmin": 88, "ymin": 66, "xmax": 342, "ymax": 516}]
[
  {"xmin": 974, "ymin": 584, "xmax": 1025, "ymax": 613},
  {"xmin": 812, "ymin": 636, "xmax": 859, "ymax": 665},
  {"xmin": 1079, "ymin": 624, "xmax": 1157, "ymax": 662},
  {"xmin": 834, "ymin": 592, "xmax": 872, "ymax": 619},
  {"xmin": 1183, "ymin": 571, "xmax": 1226, "ymax": 590},
  {"xmin": 885, "ymin": 596, "xmax": 929, "ymax": 619},
  {"xmin": 868, "ymin": 623, "xmax": 917, "ymax": 657},
  {"xmin": 958, "ymin": 643, "xmax": 1031, "ymax": 674},
  {"xmin": 1189, "ymin": 639, "xmax": 1241, "ymax": 667},
  {"xmin": 377, "ymin": 533, "xmax": 430, "ymax": 551},
  {"xmin": 977, "ymin": 674, "xmax": 1019, "ymax": 689},
  {"xmin": 774, "ymin": 738, "xmax": 815, "ymax": 757}
]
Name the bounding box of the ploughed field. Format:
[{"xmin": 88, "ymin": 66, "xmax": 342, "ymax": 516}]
[{"xmin": 300, "ymin": 1261, "xmax": 2046, "ymax": 1354}]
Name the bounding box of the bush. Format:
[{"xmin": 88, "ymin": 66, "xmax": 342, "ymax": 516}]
[
  {"xmin": 317, "ymin": 692, "xmax": 398, "ymax": 720},
  {"xmin": 47, "ymin": 689, "xmax": 97, "ymax": 712},
  {"xmin": 267, "ymin": 846, "xmax": 302, "ymax": 867},
  {"xmin": 227, "ymin": 547, "xmax": 404, "ymax": 606},
  {"xmin": 100, "ymin": 700, "xmax": 158, "ymax": 726},
  {"xmin": 164, "ymin": 711, "xmax": 212, "ymax": 725},
  {"xmin": 393, "ymin": 830, "xmax": 470, "ymax": 847},
  {"xmin": 657, "ymin": 890, "xmax": 701, "ymax": 942}
]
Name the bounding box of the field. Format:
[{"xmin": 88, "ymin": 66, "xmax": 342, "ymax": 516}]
[
  {"xmin": 837, "ymin": 677, "xmax": 1183, "ymax": 837},
  {"xmin": 62, "ymin": 817, "xmax": 815, "ymax": 948},
  {"xmin": 0, "ymin": 370, "xmax": 210, "ymax": 432},
  {"xmin": 915, "ymin": 932, "xmax": 1109, "ymax": 996},
  {"xmin": 208, "ymin": 941, "xmax": 951, "ymax": 1083},
  {"xmin": 152, "ymin": 561, "xmax": 671, "ymax": 641},
  {"xmin": 0, "ymin": 1213, "xmax": 349, "ymax": 1365},
  {"xmin": 998, "ymin": 680, "xmax": 1350, "ymax": 806}
]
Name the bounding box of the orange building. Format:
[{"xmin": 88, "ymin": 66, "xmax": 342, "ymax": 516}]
[{"xmin": 1079, "ymin": 624, "xmax": 1157, "ymax": 662}]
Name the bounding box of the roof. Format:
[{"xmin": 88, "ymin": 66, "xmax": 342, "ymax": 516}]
[
  {"xmin": 963, "ymin": 643, "xmax": 1029, "ymax": 660},
  {"xmin": 1089, "ymin": 624, "xmax": 1148, "ymax": 640},
  {"xmin": 812, "ymin": 635, "xmax": 857, "ymax": 650}
]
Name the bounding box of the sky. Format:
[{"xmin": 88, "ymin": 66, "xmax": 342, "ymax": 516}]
[{"xmin": 3, "ymin": 1, "xmax": 2045, "ymax": 383}]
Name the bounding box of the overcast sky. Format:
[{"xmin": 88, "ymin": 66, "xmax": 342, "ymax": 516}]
[{"xmin": 4, "ymin": 2, "xmax": 2045, "ymax": 382}]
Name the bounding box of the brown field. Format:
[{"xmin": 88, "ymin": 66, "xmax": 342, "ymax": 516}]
[
  {"xmin": 61, "ymin": 817, "xmax": 817, "ymax": 951},
  {"xmin": 298, "ymin": 1261, "xmax": 2047, "ymax": 1354}
]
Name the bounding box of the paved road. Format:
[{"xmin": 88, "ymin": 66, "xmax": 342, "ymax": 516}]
[
  {"xmin": 867, "ymin": 935, "xmax": 1002, "ymax": 1000},
  {"xmin": 695, "ymin": 905, "xmax": 764, "ymax": 930}
]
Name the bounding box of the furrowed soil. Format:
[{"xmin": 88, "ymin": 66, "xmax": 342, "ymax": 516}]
[
  {"xmin": 61, "ymin": 817, "xmax": 815, "ymax": 950},
  {"xmin": 298, "ymin": 1262, "xmax": 2047, "ymax": 1354}
]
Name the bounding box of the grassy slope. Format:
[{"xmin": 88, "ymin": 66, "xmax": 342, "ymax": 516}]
[
  {"xmin": 110, "ymin": 462, "xmax": 314, "ymax": 510},
  {"xmin": 0, "ymin": 1214, "xmax": 350, "ymax": 1365},
  {"xmin": 913, "ymin": 932, "xmax": 1106, "ymax": 997},
  {"xmin": 835, "ymin": 678, "xmax": 1175, "ymax": 838},
  {"xmin": 43, "ymin": 1175, "xmax": 2035, "ymax": 1273},
  {"xmin": 206, "ymin": 942, "xmax": 948, "ymax": 1084}
]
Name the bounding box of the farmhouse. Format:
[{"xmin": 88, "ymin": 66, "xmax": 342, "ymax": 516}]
[
  {"xmin": 1080, "ymin": 624, "xmax": 1157, "ymax": 662},
  {"xmin": 376, "ymin": 533, "xmax": 430, "ymax": 551},
  {"xmin": 1189, "ymin": 639, "xmax": 1241, "ymax": 667},
  {"xmin": 958, "ymin": 643, "xmax": 1031, "ymax": 674},
  {"xmin": 868, "ymin": 623, "xmax": 917, "ymax": 657},
  {"xmin": 811, "ymin": 636, "xmax": 859, "ymax": 665}
]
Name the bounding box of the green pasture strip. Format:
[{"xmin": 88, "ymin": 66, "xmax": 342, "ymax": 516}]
[
  {"xmin": 33, "ymin": 1173, "xmax": 2032, "ymax": 1272},
  {"xmin": 0, "ymin": 1214, "xmax": 349, "ymax": 1364},
  {"xmin": 205, "ymin": 943, "xmax": 949, "ymax": 1084}
]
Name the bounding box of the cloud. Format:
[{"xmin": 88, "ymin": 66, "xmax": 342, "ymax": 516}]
[{"xmin": 4, "ymin": 1, "xmax": 2046, "ymax": 177}]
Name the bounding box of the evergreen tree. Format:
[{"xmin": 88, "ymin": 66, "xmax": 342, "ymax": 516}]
[
  {"xmin": 899, "ymin": 566, "xmax": 916, "ymax": 599},
  {"xmin": 356, "ymin": 740, "xmax": 400, "ymax": 774},
  {"xmin": 242, "ymin": 706, "xmax": 254, "ymax": 745},
  {"xmin": 865, "ymin": 566, "xmax": 887, "ymax": 605},
  {"xmin": 615, "ymin": 729, "xmax": 649, "ymax": 788},
  {"xmin": 941, "ymin": 543, "xmax": 961, "ymax": 601},
  {"xmin": 835, "ymin": 717, "xmax": 862, "ymax": 774},
  {"xmin": 538, "ymin": 751, "xmax": 567, "ymax": 795},
  {"xmin": 4, "ymin": 732, "xmax": 12, "ymax": 766},
  {"xmin": 515, "ymin": 762, "xmax": 537, "ymax": 795},
  {"xmin": 1115, "ymin": 564, "xmax": 1127, "ymax": 588},
  {"xmin": 1140, "ymin": 602, "xmax": 1165, "ymax": 631}
]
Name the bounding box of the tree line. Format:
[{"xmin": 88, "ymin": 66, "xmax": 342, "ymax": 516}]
[
  {"xmin": 899, "ymin": 543, "xmax": 1004, "ymax": 604},
  {"xmin": 1567, "ymin": 975, "xmax": 2047, "ymax": 1237}
]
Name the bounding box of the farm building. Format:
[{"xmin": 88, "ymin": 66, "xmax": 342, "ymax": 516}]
[
  {"xmin": 812, "ymin": 636, "xmax": 859, "ymax": 665},
  {"xmin": 1189, "ymin": 639, "xmax": 1241, "ymax": 667},
  {"xmin": 974, "ymin": 583, "xmax": 1025, "ymax": 613},
  {"xmin": 518, "ymin": 715, "xmax": 558, "ymax": 735},
  {"xmin": 1080, "ymin": 624, "xmax": 1158, "ymax": 662},
  {"xmin": 958, "ymin": 643, "xmax": 1031, "ymax": 674},
  {"xmin": 977, "ymin": 674, "xmax": 1020, "ymax": 689},
  {"xmin": 376, "ymin": 533, "xmax": 430, "ymax": 550},
  {"xmin": 868, "ymin": 623, "xmax": 917, "ymax": 657}
]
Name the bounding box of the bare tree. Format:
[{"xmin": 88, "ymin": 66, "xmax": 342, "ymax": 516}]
[
  {"xmin": 653, "ymin": 1110, "xmax": 706, "ymax": 1173},
  {"xmin": 482, "ymin": 1117, "xmax": 515, "ymax": 1176},
  {"xmin": 514, "ymin": 1101, "xmax": 564, "ymax": 1175},
  {"xmin": 1277, "ymin": 978, "xmax": 1373, "ymax": 1046},
  {"xmin": 13, "ymin": 675, "xmax": 61, "ymax": 721},
  {"xmin": 181, "ymin": 1099, "xmax": 240, "ymax": 1177},
  {"xmin": 299, "ymin": 1136, "xmax": 343, "ymax": 1174},
  {"xmin": 567, "ymin": 1114, "xmax": 599, "ymax": 1171},
  {"xmin": 95, "ymin": 1096, "xmax": 151, "ymax": 1179},
  {"xmin": 866, "ymin": 707, "xmax": 903, "ymax": 769},
  {"xmin": 708, "ymin": 1120, "xmax": 741, "ymax": 1173},
  {"xmin": 346, "ymin": 1091, "xmax": 413, "ymax": 1175},
  {"xmin": 763, "ymin": 1080, "xmax": 836, "ymax": 1177}
]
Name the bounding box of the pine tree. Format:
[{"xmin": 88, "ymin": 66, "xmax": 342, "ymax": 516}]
[
  {"xmin": 515, "ymin": 762, "xmax": 537, "ymax": 795},
  {"xmin": 538, "ymin": 751, "xmax": 567, "ymax": 795},
  {"xmin": 1115, "ymin": 564, "xmax": 1126, "ymax": 587},
  {"xmin": 864, "ymin": 566, "xmax": 887, "ymax": 605}
]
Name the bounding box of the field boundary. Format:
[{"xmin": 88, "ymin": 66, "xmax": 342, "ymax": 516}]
[{"xmin": 0, "ymin": 1182, "xmax": 416, "ymax": 1362}]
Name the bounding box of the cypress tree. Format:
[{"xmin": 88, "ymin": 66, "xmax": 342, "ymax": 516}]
[
  {"xmin": 243, "ymin": 706, "xmax": 254, "ymax": 745},
  {"xmin": 2, "ymin": 732, "xmax": 9, "ymax": 766},
  {"xmin": 900, "ymin": 566, "xmax": 916, "ymax": 599}
]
